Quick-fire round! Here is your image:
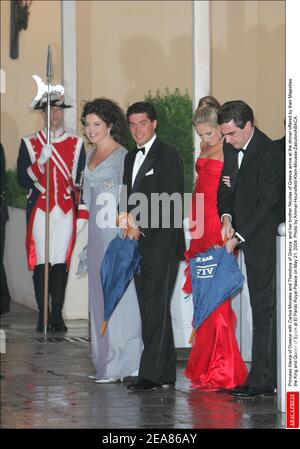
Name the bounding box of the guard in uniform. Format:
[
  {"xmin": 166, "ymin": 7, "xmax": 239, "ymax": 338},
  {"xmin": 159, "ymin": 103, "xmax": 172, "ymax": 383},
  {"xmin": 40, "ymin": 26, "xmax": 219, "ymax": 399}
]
[{"xmin": 17, "ymin": 93, "xmax": 88, "ymax": 332}]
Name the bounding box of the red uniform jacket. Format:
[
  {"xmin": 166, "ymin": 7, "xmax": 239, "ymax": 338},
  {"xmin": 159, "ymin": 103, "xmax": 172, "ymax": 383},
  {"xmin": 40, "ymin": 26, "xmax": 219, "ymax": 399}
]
[{"xmin": 17, "ymin": 128, "xmax": 88, "ymax": 270}]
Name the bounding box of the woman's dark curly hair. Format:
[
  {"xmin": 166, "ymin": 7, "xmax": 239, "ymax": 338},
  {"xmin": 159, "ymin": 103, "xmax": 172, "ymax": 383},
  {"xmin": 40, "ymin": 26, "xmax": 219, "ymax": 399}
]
[{"xmin": 81, "ymin": 97, "xmax": 128, "ymax": 145}]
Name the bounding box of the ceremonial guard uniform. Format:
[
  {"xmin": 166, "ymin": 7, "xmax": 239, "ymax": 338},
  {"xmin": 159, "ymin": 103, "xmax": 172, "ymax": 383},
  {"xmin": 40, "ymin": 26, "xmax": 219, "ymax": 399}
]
[{"xmin": 17, "ymin": 95, "xmax": 88, "ymax": 331}]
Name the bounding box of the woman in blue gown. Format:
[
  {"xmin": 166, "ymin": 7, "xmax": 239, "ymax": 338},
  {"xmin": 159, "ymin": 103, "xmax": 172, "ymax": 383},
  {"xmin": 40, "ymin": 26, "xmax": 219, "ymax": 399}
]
[{"xmin": 81, "ymin": 98, "xmax": 143, "ymax": 383}]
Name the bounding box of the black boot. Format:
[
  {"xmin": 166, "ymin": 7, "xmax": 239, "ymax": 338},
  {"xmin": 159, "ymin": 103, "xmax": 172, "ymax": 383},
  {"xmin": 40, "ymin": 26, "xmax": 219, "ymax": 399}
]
[
  {"xmin": 32, "ymin": 264, "xmax": 50, "ymax": 332},
  {"xmin": 0, "ymin": 262, "xmax": 11, "ymax": 314},
  {"xmin": 49, "ymin": 263, "xmax": 68, "ymax": 332}
]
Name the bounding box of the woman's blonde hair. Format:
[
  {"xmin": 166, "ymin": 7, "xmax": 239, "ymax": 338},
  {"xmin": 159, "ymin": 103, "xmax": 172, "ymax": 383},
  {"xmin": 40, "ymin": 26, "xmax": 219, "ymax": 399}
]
[{"xmin": 192, "ymin": 95, "xmax": 221, "ymax": 128}]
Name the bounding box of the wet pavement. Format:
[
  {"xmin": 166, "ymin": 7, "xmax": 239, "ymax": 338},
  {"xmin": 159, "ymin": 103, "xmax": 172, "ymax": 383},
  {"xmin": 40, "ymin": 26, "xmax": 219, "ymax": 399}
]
[{"xmin": 0, "ymin": 303, "xmax": 286, "ymax": 430}]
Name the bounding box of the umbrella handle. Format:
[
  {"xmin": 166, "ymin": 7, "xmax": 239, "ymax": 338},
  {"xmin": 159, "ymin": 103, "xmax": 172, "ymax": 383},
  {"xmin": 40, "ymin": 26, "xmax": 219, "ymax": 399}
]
[{"xmin": 100, "ymin": 321, "xmax": 107, "ymax": 336}]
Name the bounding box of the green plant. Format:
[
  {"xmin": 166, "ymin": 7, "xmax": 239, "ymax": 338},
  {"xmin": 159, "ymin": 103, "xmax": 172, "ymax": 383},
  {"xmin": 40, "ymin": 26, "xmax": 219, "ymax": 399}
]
[
  {"xmin": 6, "ymin": 169, "xmax": 27, "ymax": 209},
  {"xmin": 124, "ymin": 88, "xmax": 194, "ymax": 193}
]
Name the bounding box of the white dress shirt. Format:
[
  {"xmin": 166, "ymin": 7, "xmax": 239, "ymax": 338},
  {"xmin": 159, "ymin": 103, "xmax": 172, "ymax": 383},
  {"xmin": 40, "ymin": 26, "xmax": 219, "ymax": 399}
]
[
  {"xmin": 132, "ymin": 134, "xmax": 157, "ymax": 187},
  {"xmin": 221, "ymin": 128, "xmax": 255, "ymax": 242},
  {"xmin": 238, "ymin": 128, "xmax": 254, "ymax": 168}
]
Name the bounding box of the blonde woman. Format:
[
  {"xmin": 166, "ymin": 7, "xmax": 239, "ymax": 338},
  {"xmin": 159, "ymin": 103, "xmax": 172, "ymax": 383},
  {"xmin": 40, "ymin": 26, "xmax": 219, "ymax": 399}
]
[{"xmin": 183, "ymin": 96, "xmax": 247, "ymax": 391}]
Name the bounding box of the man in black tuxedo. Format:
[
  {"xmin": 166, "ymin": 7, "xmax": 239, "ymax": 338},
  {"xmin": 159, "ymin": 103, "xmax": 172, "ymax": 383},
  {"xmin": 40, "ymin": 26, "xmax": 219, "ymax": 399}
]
[
  {"xmin": 217, "ymin": 100, "xmax": 284, "ymax": 399},
  {"xmin": 121, "ymin": 102, "xmax": 185, "ymax": 391},
  {"xmin": 0, "ymin": 143, "xmax": 11, "ymax": 314}
]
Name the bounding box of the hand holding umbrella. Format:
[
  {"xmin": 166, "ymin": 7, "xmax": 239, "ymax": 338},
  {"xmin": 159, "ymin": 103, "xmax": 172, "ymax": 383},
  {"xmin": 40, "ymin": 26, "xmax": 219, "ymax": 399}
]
[
  {"xmin": 188, "ymin": 237, "xmax": 244, "ymax": 344},
  {"xmin": 117, "ymin": 212, "xmax": 142, "ymax": 240},
  {"xmin": 188, "ymin": 237, "xmax": 228, "ymax": 344},
  {"xmin": 100, "ymin": 213, "xmax": 141, "ymax": 336}
]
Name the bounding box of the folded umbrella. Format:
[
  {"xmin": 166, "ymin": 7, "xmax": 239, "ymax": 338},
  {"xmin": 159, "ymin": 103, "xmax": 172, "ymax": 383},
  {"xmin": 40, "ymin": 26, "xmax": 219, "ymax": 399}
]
[
  {"xmin": 189, "ymin": 245, "xmax": 245, "ymax": 334},
  {"xmin": 100, "ymin": 234, "xmax": 141, "ymax": 336}
]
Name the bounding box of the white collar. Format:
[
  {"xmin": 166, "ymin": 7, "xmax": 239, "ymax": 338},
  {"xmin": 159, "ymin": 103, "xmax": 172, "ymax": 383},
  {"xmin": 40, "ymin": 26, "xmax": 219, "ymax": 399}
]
[
  {"xmin": 242, "ymin": 128, "xmax": 254, "ymax": 151},
  {"xmin": 43, "ymin": 126, "xmax": 65, "ymax": 140},
  {"xmin": 137, "ymin": 134, "xmax": 157, "ymax": 157}
]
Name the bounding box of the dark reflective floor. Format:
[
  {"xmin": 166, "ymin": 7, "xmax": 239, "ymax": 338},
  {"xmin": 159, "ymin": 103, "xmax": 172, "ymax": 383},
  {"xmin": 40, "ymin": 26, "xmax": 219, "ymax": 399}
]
[{"xmin": 0, "ymin": 303, "xmax": 285, "ymax": 429}]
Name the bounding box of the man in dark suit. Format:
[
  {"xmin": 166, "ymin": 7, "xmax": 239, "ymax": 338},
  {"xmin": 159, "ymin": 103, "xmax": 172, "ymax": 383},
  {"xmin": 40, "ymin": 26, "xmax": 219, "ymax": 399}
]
[
  {"xmin": 121, "ymin": 102, "xmax": 185, "ymax": 391},
  {"xmin": 0, "ymin": 143, "xmax": 11, "ymax": 314},
  {"xmin": 217, "ymin": 100, "xmax": 284, "ymax": 399}
]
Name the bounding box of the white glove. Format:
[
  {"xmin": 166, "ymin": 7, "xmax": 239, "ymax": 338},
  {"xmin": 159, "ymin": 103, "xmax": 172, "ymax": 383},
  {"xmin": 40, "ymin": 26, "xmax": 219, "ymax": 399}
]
[
  {"xmin": 76, "ymin": 219, "xmax": 87, "ymax": 234},
  {"xmin": 38, "ymin": 144, "xmax": 52, "ymax": 165}
]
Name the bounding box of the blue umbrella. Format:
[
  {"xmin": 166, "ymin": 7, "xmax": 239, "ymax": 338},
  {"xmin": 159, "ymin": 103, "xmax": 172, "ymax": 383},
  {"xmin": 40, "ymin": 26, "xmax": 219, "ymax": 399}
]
[
  {"xmin": 100, "ymin": 234, "xmax": 141, "ymax": 336},
  {"xmin": 190, "ymin": 246, "xmax": 245, "ymax": 331}
]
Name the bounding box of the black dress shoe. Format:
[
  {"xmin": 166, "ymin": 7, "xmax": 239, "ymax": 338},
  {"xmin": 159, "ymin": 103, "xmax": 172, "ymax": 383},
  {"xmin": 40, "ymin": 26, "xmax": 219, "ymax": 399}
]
[
  {"xmin": 263, "ymin": 389, "xmax": 277, "ymax": 397},
  {"xmin": 233, "ymin": 387, "xmax": 274, "ymax": 399},
  {"xmin": 123, "ymin": 376, "xmax": 139, "ymax": 383},
  {"xmin": 127, "ymin": 379, "xmax": 161, "ymax": 391},
  {"xmin": 227, "ymin": 385, "xmax": 249, "ymax": 395},
  {"xmin": 50, "ymin": 322, "xmax": 68, "ymax": 332},
  {"xmin": 161, "ymin": 382, "xmax": 175, "ymax": 389}
]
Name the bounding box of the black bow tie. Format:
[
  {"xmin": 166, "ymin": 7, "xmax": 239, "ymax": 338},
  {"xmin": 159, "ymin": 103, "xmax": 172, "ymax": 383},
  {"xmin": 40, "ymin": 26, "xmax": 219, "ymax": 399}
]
[
  {"xmin": 238, "ymin": 149, "xmax": 246, "ymax": 154},
  {"xmin": 135, "ymin": 147, "xmax": 145, "ymax": 155}
]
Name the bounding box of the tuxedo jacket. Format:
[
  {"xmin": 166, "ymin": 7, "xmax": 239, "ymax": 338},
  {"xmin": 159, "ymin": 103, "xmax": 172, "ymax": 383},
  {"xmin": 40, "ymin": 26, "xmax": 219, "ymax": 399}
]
[
  {"xmin": 0, "ymin": 143, "xmax": 9, "ymax": 225},
  {"xmin": 122, "ymin": 137, "xmax": 185, "ymax": 261},
  {"xmin": 217, "ymin": 127, "xmax": 284, "ymax": 245}
]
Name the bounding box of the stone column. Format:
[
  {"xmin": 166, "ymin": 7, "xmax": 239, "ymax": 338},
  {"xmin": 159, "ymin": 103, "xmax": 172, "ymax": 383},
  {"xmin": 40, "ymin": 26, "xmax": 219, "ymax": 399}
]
[
  {"xmin": 61, "ymin": 1, "xmax": 89, "ymax": 319},
  {"xmin": 61, "ymin": 0, "xmax": 77, "ymax": 134},
  {"xmin": 192, "ymin": 0, "xmax": 210, "ymax": 162}
]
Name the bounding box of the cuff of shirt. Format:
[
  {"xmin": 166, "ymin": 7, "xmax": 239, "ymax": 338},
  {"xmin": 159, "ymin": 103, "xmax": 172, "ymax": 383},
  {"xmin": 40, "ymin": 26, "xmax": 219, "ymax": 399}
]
[
  {"xmin": 77, "ymin": 205, "xmax": 89, "ymax": 220},
  {"xmin": 233, "ymin": 231, "xmax": 245, "ymax": 244}
]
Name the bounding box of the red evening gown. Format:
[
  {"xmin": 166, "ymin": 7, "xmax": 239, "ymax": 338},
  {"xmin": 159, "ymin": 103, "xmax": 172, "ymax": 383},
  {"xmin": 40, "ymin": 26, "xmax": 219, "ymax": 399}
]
[{"xmin": 183, "ymin": 158, "xmax": 248, "ymax": 390}]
